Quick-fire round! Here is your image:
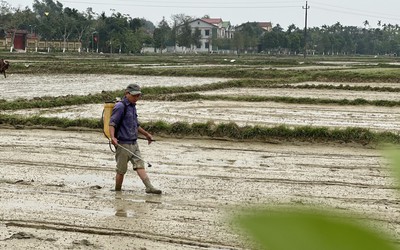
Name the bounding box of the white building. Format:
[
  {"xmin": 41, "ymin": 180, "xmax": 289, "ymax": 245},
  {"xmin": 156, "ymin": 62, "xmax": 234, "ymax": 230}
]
[{"xmin": 176, "ymin": 18, "xmax": 234, "ymax": 53}]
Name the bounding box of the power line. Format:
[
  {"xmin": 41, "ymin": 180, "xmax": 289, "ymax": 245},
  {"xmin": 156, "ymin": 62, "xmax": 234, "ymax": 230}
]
[
  {"xmin": 62, "ymin": 0, "xmax": 301, "ymax": 4},
  {"xmin": 312, "ymin": 2, "xmax": 400, "ymax": 22},
  {"xmin": 312, "ymin": 1, "xmax": 397, "ymax": 17},
  {"xmin": 60, "ymin": 0, "xmax": 301, "ymax": 9}
]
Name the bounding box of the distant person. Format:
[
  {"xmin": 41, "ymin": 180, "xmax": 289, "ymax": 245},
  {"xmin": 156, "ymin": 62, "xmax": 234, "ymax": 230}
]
[{"xmin": 109, "ymin": 83, "xmax": 161, "ymax": 194}]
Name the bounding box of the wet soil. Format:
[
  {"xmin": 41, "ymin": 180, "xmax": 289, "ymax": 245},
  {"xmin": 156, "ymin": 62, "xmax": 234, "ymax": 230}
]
[
  {"xmin": 7, "ymin": 100, "xmax": 400, "ymax": 133},
  {"xmin": 0, "ymin": 74, "xmax": 229, "ymax": 101},
  {"xmin": 198, "ymin": 87, "xmax": 400, "ymax": 101},
  {"xmin": 1, "ymin": 128, "xmax": 399, "ymax": 249},
  {"xmin": 1, "ymin": 74, "xmax": 400, "ymax": 249}
]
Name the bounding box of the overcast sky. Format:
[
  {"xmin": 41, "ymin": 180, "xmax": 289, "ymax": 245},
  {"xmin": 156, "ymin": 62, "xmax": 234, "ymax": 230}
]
[{"xmin": 8, "ymin": 0, "xmax": 400, "ymax": 29}]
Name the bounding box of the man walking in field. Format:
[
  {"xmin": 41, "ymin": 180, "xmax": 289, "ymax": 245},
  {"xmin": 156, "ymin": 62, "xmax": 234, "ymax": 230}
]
[{"xmin": 109, "ymin": 83, "xmax": 161, "ymax": 194}]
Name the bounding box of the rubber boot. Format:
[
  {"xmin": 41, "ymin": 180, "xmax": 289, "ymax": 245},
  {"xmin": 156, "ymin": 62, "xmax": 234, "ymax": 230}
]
[{"xmin": 143, "ymin": 178, "xmax": 162, "ymax": 194}]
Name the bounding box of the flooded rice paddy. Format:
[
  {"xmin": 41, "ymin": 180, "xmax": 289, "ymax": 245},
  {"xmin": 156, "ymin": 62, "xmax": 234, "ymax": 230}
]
[{"xmin": 1, "ymin": 74, "xmax": 400, "ymax": 249}]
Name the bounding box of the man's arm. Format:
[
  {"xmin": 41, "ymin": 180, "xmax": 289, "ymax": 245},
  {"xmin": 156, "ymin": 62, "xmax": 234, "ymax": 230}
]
[
  {"xmin": 109, "ymin": 125, "xmax": 118, "ymax": 145},
  {"xmin": 138, "ymin": 127, "xmax": 153, "ymax": 144}
]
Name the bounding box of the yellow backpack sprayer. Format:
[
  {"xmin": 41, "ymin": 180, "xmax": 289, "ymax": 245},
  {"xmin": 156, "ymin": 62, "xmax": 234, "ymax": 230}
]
[{"xmin": 102, "ymin": 101, "xmax": 115, "ymax": 140}]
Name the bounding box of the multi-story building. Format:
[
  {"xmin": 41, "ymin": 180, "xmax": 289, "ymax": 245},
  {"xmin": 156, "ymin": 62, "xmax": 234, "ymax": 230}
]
[{"xmin": 176, "ymin": 17, "xmax": 234, "ymax": 53}]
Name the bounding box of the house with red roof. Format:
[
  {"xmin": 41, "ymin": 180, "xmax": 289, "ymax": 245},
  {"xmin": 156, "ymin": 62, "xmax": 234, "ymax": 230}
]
[
  {"xmin": 258, "ymin": 22, "xmax": 273, "ymax": 32},
  {"xmin": 176, "ymin": 17, "xmax": 234, "ymax": 53}
]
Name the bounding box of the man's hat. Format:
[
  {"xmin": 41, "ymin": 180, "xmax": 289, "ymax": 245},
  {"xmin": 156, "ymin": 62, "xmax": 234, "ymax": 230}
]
[{"xmin": 126, "ymin": 83, "xmax": 141, "ymax": 95}]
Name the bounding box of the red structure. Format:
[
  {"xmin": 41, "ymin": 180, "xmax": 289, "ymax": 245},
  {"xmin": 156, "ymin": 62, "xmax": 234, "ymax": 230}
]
[
  {"xmin": 11, "ymin": 30, "xmax": 28, "ymax": 50},
  {"xmin": 1, "ymin": 29, "xmax": 81, "ymax": 52}
]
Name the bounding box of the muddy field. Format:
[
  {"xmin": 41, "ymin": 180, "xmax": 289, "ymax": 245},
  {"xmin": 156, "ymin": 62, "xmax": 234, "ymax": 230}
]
[
  {"xmin": 0, "ymin": 74, "xmax": 230, "ymax": 101},
  {"xmin": 1, "ymin": 74, "xmax": 400, "ymax": 249},
  {"xmin": 7, "ymin": 101, "xmax": 400, "ymax": 133},
  {"xmin": 198, "ymin": 87, "xmax": 400, "ymax": 101}
]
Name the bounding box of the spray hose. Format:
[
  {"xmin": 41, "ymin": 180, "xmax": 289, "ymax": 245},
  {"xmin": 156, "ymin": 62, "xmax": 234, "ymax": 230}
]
[{"xmin": 114, "ymin": 142, "xmax": 153, "ymax": 168}]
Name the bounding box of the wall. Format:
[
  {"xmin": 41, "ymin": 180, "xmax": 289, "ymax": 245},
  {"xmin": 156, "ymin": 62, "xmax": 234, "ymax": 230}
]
[{"xmin": 0, "ymin": 37, "xmax": 82, "ymax": 52}]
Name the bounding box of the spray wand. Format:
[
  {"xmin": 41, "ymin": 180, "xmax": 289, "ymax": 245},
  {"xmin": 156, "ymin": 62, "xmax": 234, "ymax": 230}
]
[{"xmin": 115, "ymin": 143, "xmax": 153, "ymax": 168}]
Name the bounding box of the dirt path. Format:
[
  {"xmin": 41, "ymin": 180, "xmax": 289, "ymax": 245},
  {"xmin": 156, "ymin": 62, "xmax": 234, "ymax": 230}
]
[{"xmin": 0, "ymin": 128, "xmax": 399, "ymax": 249}]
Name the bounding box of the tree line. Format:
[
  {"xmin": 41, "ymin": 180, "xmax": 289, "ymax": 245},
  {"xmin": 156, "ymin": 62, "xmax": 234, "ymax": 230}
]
[{"xmin": 1, "ymin": 0, "xmax": 400, "ymax": 55}]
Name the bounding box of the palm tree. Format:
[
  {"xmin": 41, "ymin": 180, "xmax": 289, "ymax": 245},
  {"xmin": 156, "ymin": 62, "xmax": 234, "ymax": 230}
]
[{"xmin": 363, "ymin": 20, "xmax": 370, "ymax": 29}]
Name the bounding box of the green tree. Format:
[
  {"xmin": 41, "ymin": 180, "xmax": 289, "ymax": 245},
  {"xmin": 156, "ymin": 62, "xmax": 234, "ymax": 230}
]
[
  {"xmin": 191, "ymin": 27, "xmax": 202, "ymax": 50},
  {"xmin": 172, "ymin": 13, "xmax": 193, "ymax": 51},
  {"xmin": 260, "ymin": 24, "xmax": 288, "ymax": 53},
  {"xmin": 74, "ymin": 8, "xmax": 95, "ymax": 52},
  {"xmin": 153, "ymin": 17, "xmax": 171, "ymax": 53},
  {"xmin": 33, "ymin": 0, "xmax": 64, "ymax": 41},
  {"xmin": 129, "ymin": 18, "xmax": 143, "ymax": 32},
  {"xmin": 232, "ymin": 32, "xmax": 244, "ymax": 54},
  {"xmin": 60, "ymin": 7, "xmax": 79, "ymax": 52},
  {"xmin": 177, "ymin": 20, "xmax": 192, "ymax": 50},
  {"xmin": 236, "ymin": 22, "xmax": 264, "ymax": 53}
]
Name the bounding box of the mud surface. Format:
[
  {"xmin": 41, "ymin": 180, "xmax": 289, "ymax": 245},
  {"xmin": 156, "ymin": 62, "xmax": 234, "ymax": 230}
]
[
  {"xmin": 8, "ymin": 100, "xmax": 400, "ymax": 133},
  {"xmin": 198, "ymin": 87, "xmax": 400, "ymax": 101},
  {"xmin": 1, "ymin": 74, "xmax": 400, "ymax": 249},
  {"xmin": 0, "ymin": 74, "xmax": 229, "ymax": 101},
  {"xmin": 140, "ymin": 100, "xmax": 400, "ymax": 132},
  {"xmin": 1, "ymin": 128, "xmax": 399, "ymax": 249},
  {"xmin": 290, "ymin": 81, "xmax": 400, "ymax": 88}
]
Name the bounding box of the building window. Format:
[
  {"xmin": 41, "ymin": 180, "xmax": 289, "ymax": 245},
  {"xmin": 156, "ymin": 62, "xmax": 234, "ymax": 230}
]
[
  {"xmin": 205, "ymin": 42, "xmax": 209, "ymax": 49},
  {"xmin": 197, "ymin": 43, "xmax": 201, "ymax": 49},
  {"xmin": 205, "ymin": 30, "xmax": 210, "ymax": 36}
]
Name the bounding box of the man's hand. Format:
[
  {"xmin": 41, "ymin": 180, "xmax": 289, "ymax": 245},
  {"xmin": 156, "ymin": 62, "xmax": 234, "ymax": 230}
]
[
  {"xmin": 111, "ymin": 137, "xmax": 118, "ymax": 146},
  {"xmin": 109, "ymin": 126, "xmax": 118, "ymax": 145},
  {"xmin": 138, "ymin": 127, "xmax": 153, "ymax": 145},
  {"xmin": 145, "ymin": 134, "xmax": 153, "ymax": 145}
]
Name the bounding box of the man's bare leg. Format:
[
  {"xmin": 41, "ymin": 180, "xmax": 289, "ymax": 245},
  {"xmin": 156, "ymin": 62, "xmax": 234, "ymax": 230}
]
[{"xmin": 115, "ymin": 173, "xmax": 124, "ymax": 191}]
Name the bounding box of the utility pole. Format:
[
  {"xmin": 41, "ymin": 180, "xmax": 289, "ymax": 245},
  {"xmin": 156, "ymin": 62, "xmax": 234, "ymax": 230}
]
[{"xmin": 303, "ymin": 1, "xmax": 310, "ymax": 58}]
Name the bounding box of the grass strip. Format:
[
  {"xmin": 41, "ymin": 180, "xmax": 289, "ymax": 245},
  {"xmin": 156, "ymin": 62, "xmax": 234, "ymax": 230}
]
[
  {"xmin": 9, "ymin": 60, "xmax": 400, "ymax": 82},
  {"xmin": 2, "ymin": 81, "xmax": 400, "ymax": 111},
  {"xmin": 0, "ymin": 114, "xmax": 399, "ymax": 145},
  {"xmin": 2, "ymin": 52, "xmax": 399, "ymax": 65},
  {"xmin": 0, "ymin": 79, "xmax": 284, "ymax": 110},
  {"xmin": 276, "ymin": 83, "xmax": 400, "ymax": 92},
  {"xmin": 154, "ymin": 94, "xmax": 400, "ymax": 107}
]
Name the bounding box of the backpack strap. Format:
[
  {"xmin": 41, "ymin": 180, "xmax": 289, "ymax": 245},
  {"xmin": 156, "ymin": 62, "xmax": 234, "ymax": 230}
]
[{"xmin": 113, "ymin": 100, "xmax": 128, "ymax": 138}]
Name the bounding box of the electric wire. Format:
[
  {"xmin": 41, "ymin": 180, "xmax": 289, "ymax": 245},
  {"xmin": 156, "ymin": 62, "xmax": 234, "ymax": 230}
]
[
  {"xmin": 311, "ymin": 1, "xmax": 400, "ymax": 23},
  {"xmin": 59, "ymin": 0, "xmax": 301, "ymax": 9}
]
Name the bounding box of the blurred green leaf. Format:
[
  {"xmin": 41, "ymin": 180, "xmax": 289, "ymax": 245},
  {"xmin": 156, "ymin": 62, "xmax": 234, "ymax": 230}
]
[
  {"xmin": 236, "ymin": 208, "xmax": 396, "ymax": 250},
  {"xmin": 384, "ymin": 146, "xmax": 400, "ymax": 186}
]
